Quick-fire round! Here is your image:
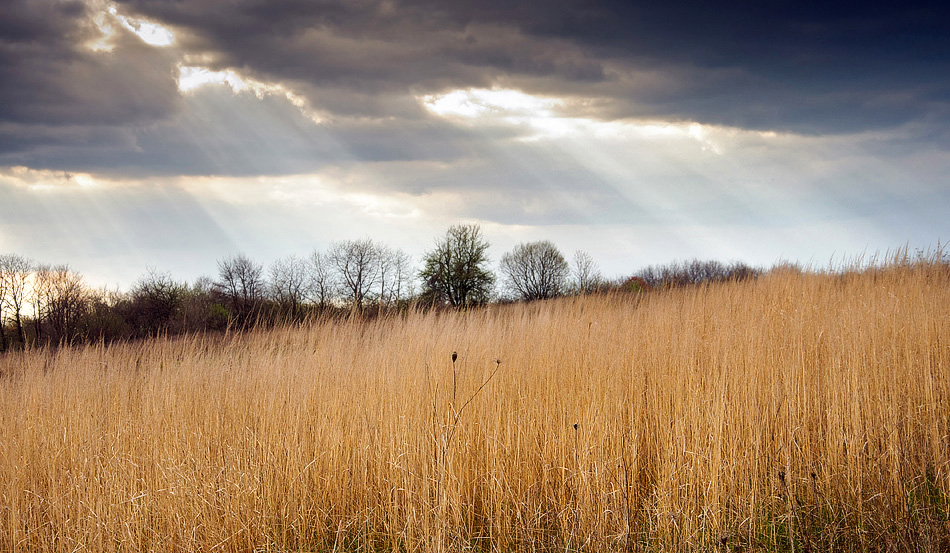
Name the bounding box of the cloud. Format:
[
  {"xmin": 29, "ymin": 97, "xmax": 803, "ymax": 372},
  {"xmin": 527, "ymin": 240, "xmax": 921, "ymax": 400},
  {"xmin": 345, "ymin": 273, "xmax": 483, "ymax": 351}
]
[
  {"xmin": 0, "ymin": 1, "xmax": 182, "ymax": 128},
  {"xmin": 0, "ymin": 0, "xmax": 186, "ymax": 181},
  {"xmin": 1, "ymin": 0, "xmax": 947, "ymax": 237},
  {"xmin": 109, "ymin": 0, "xmax": 949, "ymax": 134},
  {"xmin": 1, "ymin": 81, "xmax": 511, "ymax": 176},
  {"xmin": 4, "ymin": 0, "xmax": 949, "ymax": 179}
]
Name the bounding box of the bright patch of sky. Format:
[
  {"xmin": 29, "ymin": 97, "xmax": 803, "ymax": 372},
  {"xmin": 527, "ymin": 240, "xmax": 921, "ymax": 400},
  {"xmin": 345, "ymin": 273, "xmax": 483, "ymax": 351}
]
[
  {"xmin": 86, "ymin": 10, "xmax": 117, "ymax": 52},
  {"xmin": 88, "ymin": 3, "xmax": 174, "ymax": 51},
  {"xmin": 177, "ymin": 66, "xmax": 325, "ymax": 124},
  {"xmin": 178, "ymin": 67, "xmax": 272, "ymax": 95},
  {"xmin": 424, "ymin": 89, "xmax": 560, "ymax": 120},
  {"xmin": 110, "ymin": 6, "xmax": 174, "ymax": 46},
  {"xmin": 423, "ymin": 88, "xmax": 723, "ymax": 151},
  {"xmin": 3, "ymin": 166, "xmax": 106, "ymax": 192}
]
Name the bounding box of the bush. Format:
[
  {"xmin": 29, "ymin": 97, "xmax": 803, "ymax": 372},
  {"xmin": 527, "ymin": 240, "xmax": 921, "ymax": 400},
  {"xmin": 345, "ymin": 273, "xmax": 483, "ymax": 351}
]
[{"xmin": 631, "ymin": 259, "xmax": 758, "ymax": 289}]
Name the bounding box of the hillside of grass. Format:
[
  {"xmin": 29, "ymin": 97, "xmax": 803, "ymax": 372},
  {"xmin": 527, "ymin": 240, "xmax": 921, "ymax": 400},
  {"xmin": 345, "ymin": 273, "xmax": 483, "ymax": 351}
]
[{"xmin": 1, "ymin": 259, "xmax": 948, "ymax": 552}]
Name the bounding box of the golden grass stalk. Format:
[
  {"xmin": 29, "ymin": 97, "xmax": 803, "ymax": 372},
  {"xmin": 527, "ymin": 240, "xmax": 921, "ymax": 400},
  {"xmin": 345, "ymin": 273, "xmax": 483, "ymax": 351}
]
[{"xmin": 1, "ymin": 258, "xmax": 948, "ymax": 551}]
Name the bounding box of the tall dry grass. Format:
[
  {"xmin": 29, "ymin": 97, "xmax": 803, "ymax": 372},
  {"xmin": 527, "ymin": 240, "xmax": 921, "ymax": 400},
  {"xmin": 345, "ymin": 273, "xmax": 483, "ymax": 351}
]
[{"xmin": 1, "ymin": 258, "xmax": 948, "ymax": 552}]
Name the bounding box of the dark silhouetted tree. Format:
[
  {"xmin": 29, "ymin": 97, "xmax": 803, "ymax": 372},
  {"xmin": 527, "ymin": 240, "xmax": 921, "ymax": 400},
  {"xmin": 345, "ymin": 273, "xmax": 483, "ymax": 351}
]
[
  {"xmin": 29, "ymin": 264, "xmax": 51, "ymax": 344},
  {"xmin": 269, "ymin": 255, "xmax": 308, "ymax": 319},
  {"xmin": 84, "ymin": 286, "xmax": 129, "ymax": 342},
  {"xmin": 419, "ymin": 224, "xmax": 494, "ymax": 308},
  {"xmin": 215, "ymin": 254, "xmax": 266, "ymax": 323},
  {"xmin": 307, "ymin": 250, "xmax": 335, "ymax": 309},
  {"xmin": 128, "ymin": 269, "xmax": 186, "ymax": 337},
  {"xmin": 500, "ymin": 240, "xmax": 569, "ymax": 301},
  {"xmin": 182, "ymin": 276, "xmax": 228, "ymax": 332},
  {"xmin": 328, "ymin": 239, "xmax": 382, "ymax": 310},
  {"xmin": 40, "ymin": 265, "xmax": 88, "ymax": 344}
]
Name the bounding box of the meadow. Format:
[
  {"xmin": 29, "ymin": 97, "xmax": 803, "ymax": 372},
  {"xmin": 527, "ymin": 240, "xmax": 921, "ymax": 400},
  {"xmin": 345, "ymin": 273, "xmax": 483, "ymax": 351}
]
[{"xmin": 1, "ymin": 258, "xmax": 948, "ymax": 552}]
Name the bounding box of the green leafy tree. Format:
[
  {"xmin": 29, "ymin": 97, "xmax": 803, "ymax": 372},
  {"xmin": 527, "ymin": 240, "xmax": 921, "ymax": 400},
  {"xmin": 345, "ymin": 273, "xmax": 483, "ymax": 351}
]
[{"xmin": 419, "ymin": 224, "xmax": 494, "ymax": 308}]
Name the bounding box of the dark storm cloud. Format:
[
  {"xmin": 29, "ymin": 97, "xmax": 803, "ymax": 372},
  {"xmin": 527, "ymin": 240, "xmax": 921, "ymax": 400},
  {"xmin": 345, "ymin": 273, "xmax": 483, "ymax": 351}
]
[
  {"xmin": 3, "ymin": 0, "xmax": 949, "ymax": 179},
  {"xmin": 458, "ymin": 0, "xmax": 950, "ymax": 133},
  {"xmin": 0, "ymin": 0, "xmax": 183, "ymax": 174},
  {"xmin": 113, "ymin": 0, "xmax": 949, "ymax": 134},
  {"xmin": 115, "ymin": 0, "xmax": 609, "ymax": 114},
  {"xmin": 0, "ymin": 0, "xmax": 181, "ymax": 127}
]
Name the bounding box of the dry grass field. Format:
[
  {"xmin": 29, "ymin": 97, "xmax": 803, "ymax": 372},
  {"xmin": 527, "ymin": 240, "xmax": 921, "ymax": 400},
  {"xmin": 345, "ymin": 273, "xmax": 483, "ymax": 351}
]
[{"xmin": 1, "ymin": 257, "xmax": 948, "ymax": 552}]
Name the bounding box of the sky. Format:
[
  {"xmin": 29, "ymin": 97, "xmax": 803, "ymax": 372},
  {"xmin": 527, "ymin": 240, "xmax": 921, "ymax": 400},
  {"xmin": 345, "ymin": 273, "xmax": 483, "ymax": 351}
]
[{"xmin": 1, "ymin": 0, "xmax": 948, "ymax": 289}]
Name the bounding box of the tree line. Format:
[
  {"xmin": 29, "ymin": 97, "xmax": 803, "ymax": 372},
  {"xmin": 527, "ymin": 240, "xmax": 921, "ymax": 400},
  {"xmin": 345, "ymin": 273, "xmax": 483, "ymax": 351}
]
[{"xmin": 0, "ymin": 224, "xmax": 758, "ymax": 350}]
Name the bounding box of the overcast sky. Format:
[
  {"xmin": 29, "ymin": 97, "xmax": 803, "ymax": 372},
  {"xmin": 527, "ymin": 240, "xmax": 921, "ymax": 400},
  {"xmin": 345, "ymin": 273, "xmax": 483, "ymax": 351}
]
[{"xmin": 1, "ymin": 0, "xmax": 948, "ymax": 288}]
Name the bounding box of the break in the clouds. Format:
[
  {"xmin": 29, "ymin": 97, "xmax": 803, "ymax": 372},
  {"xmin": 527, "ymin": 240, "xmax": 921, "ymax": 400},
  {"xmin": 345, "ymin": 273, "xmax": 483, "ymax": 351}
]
[{"xmin": 0, "ymin": 0, "xmax": 948, "ymax": 286}]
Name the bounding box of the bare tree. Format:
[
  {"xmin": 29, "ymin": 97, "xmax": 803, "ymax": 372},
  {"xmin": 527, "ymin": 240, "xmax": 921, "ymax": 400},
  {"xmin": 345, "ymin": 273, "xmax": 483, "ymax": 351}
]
[
  {"xmin": 377, "ymin": 245, "xmax": 396, "ymax": 308},
  {"xmin": 376, "ymin": 246, "xmax": 413, "ymax": 309},
  {"xmin": 41, "ymin": 265, "xmax": 88, "ymax": 344},
  {"xmin": 571, "ymin": 250, "xmax": 603, "ymax": 295},
  {"xmin": 0, "ymin": 258, "xmax": 7, "ymax": 352},
  {"xmin": 328, "ymin": 239, "xmax": 382, "ymax": 310},
  {"xmin": 307, "ymin": 249, "xmax": 335, "ymax": 308},
  {"xmin": 500, "ymin": 240, "xmax": 569, "ymax": 301},
  {"xmin": 389, "ymin": 248, "xmax": 415, "ymax": 307},
  {"xmin": 215, "ymin": 254, "xmax": 266, "ymax": 322},
  {"xmin": 30, "ymin": 264, "xmax": 52, "ymax": 344},
  {"xmin": 0, "ymin": 254, "xmax": 30, "ymax": 350},
  {"xmin": 419, "ymin": 224, "xmax": 494, "ymax": 308},
  {"xmin": 1, "ymin": 254, "xmax": 32, "ymax": 345},
  {"xmin": 128, "ymin": 268, "xmax": 186, "ymax": 336},
  {"xmin": 269, "ymin": 254, "xmax": 308, "ymax": 318}
]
